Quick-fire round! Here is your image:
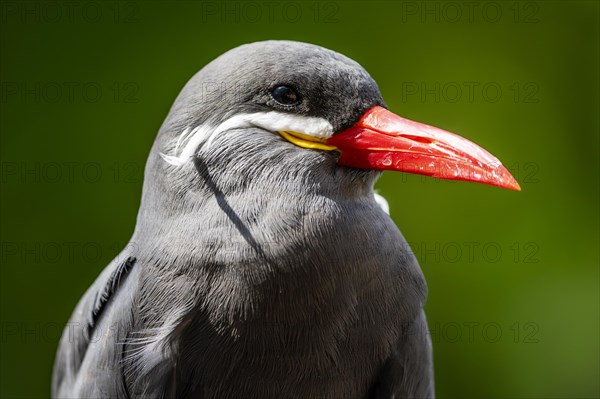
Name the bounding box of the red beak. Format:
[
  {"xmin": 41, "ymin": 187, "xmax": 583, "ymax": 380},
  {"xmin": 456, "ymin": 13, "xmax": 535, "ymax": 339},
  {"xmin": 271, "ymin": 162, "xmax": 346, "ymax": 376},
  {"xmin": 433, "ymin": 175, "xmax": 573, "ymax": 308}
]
[{"xmin": 326, "ymin": 106, "xmax": 520, "ymax": 191}]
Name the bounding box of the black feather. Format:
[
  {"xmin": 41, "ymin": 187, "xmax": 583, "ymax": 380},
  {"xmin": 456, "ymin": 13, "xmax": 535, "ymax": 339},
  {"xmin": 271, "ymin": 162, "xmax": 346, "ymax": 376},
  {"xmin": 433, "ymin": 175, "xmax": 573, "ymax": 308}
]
[{"xmin": 87, "ymin": 256, "xmax": 136, "ymax": 335}]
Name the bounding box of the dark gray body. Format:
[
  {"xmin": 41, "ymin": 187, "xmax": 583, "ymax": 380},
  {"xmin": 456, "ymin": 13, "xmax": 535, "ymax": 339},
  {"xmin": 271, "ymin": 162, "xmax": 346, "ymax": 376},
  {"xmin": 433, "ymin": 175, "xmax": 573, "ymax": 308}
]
[{"xmin": 53, "ymin": 41, "xmax": 434, "ymax": 398}]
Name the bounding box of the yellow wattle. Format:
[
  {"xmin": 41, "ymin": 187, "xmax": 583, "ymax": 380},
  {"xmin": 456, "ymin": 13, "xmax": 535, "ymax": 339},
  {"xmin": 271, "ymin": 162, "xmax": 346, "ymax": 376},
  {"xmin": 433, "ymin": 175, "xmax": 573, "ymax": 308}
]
[{"xmin": 279, "ymin": 131, "xmax": 338, "ymax": 151}]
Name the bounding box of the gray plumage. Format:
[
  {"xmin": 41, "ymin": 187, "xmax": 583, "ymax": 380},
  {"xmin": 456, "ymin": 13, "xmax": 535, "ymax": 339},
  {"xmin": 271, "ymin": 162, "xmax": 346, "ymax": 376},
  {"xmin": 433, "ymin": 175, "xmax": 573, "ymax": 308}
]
[{"xmin": 52, "ymin": 40, "xmax": 434, "ymax": 398}]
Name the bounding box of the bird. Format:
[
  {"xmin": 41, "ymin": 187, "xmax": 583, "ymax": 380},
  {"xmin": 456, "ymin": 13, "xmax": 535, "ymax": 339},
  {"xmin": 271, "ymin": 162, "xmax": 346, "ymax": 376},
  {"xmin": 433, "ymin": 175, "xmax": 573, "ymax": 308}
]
[{"xmin": 52, "ymin": 40, "xmax": 519, "ymax": 399}]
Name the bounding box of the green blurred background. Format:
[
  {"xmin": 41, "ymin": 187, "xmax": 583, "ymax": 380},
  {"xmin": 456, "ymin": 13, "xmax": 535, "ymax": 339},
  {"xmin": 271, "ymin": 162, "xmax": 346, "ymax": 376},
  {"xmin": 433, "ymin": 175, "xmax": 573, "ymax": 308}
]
[{"xmin": 1, "ymin": 1, "xmax": 598, "ymax": 397}]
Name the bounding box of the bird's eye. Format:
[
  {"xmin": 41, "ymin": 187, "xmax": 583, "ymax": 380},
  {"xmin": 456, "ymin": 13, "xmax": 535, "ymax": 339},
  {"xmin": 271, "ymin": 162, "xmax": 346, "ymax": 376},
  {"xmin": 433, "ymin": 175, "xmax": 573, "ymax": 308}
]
[{"xmin": 271, "ymin": 85, "xmax": 300, "ymax": 106}]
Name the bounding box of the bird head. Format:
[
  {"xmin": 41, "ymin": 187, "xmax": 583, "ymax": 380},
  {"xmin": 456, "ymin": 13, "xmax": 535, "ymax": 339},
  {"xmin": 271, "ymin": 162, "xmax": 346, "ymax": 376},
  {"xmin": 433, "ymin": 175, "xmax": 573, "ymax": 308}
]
[{"xmin": 141, "ymin": 40, "xmax": 519, "ymax": 222}]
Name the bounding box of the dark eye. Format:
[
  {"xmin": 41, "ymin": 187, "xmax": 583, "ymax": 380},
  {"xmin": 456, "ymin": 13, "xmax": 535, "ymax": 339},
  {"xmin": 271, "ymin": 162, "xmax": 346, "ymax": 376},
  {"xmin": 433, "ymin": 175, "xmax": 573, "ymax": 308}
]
[{"xmin": 271, "ymin": 85, "xmax": 300, "ymax": 105}]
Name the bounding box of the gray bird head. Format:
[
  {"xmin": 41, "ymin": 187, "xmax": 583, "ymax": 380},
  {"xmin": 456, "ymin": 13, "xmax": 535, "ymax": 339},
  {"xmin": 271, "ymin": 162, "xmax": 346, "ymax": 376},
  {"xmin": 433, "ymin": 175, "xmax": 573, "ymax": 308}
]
[
  {"xmin": 137, "ymin": 41, "xmax": 387, "ymax": 230},
  {"xmin": 135, "ymin": 40, "xmax": 519, "ymax": 237}
]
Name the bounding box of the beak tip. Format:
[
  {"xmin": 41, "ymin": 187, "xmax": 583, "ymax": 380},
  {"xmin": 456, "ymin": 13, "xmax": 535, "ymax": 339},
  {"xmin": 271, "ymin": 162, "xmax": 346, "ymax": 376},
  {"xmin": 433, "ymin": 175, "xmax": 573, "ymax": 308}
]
[
  {"xmin": 507, "ymin": 181, "xmax": 522, "ymax": 191},
  {"xmin": 498, "ymin": 166, "xmax": 521, "ymax": 191}
]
